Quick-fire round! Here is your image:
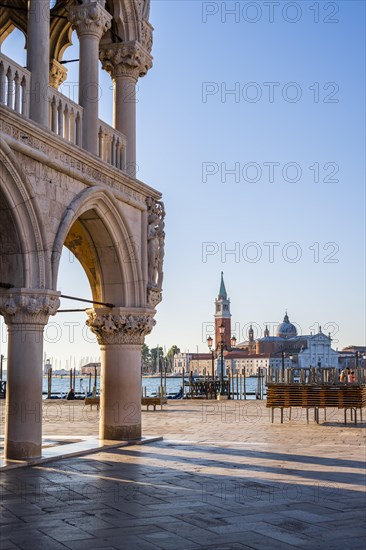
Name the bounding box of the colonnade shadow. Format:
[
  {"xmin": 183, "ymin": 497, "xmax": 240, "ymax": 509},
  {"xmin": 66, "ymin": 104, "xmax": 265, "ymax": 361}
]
[{"xmin": 1, "ymin": 442, "xmax": 365, "ymax": 549}]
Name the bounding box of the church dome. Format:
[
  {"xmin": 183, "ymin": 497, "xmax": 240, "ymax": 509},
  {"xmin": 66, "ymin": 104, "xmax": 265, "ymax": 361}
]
[{"xmin": 277, "ymin": 312, "xmax": 297, "ymax": 338}]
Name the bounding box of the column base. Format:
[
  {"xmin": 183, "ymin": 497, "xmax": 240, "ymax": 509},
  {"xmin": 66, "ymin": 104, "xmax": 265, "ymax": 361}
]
[
  {"xmin": 101, "ymin": 424, "xmax": 141, "ymax": 441},
  {"xmin": 5, "ymin": 440, "xmax": 41, "ymax": 460}
]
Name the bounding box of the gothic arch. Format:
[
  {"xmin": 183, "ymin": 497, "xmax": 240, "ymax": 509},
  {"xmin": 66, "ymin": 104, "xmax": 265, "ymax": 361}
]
[
  {"xmin": 52, "ymin": 186, "xmax": 144, "ymax": 308},
  {"xmin": 0, "ymin": 137, "xmax": 47, "ymax": 289}
]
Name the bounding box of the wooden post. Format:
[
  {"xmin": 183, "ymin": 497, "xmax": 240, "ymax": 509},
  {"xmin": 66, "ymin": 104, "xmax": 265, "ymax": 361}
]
[
  {"xmin": 69, "ymin": 368, "xmax": 72, "ymax": 390},
  {"xmin": 164, "ymin": 359, "xmax": 167, "ymax": 397},
  {"xmin": 236, "ymin": 372, "xmax": 239, "ymax": 401},
  {"xmin": 243, "ymin": 367, "xmax": 246, "ymax": 400},
  {"xmin": 88, "ymin": 372, "xmax": 92, "ymax": 393},
  {"xmin": 47, "ymin": 368, "xmax": 52, "ymax": 399},
  {"xmin": 256, "ymin": 368, "xmax": 261, "ymax": 399},
  {"xmin": 182, "ymin": 366, "xmax": 185, "ymax": 399},
  {"xmin": 160, "ymin": 357, "xmax": 163, "ymax": 395},
  {"xmin": 73, "ymin": 367, "xmax": 76, "ymax": 389}
]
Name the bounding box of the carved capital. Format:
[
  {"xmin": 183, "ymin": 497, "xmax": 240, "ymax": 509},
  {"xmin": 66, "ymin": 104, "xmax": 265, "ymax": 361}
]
[
  {"xmin": 86, "ymin": 307, "xmax": 156, "ymax": 345},
  {"xmin": 99, "ymin": 42, "xmax": 153, "ymax": 81},
  {"xmin": 49, "ymin": 59, "xmax": 67, "ymax": 90},
  {"xmin": 67, "ymin": 0, "xmax": 112, "ymax": 39},
  {"xmin": 0, "ymin": 290, "xmax": 60, "ymax": 326}
]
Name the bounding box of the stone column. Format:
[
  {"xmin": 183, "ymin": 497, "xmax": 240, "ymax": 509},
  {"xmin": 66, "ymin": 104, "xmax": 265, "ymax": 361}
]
[
  {"xmin": 100, "ymin": 43, "xmax": 152, "ymax": 178},
  {"xmin": 86, "ymin": 308, "xmax": 155, "ymax": 440},
  {"xmin": 27, "ymin": 0, "xmax": 50, "ymax": 126},
  {"xmin": 0, "ymin": 290, "xmax": 60, "ymax": 460},
  {"xmin": 67, "ymin": 0, "xmax": 111, "ymax": 155}
]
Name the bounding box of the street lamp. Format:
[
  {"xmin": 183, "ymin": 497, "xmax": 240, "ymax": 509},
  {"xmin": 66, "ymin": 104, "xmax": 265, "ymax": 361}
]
[{"xmin": 207, "ymin": 336, "xmax": 215, "ymax": 380}]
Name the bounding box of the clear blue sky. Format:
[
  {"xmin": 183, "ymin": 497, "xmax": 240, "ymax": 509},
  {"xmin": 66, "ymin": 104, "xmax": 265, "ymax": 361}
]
[{"xmin": 1, "ymin": 1, "xmax": 365, "ymax": 367}]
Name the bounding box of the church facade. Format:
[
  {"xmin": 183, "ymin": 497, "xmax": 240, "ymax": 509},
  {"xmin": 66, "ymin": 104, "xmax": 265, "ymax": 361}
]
[{"xmin": 211, "ymin": 274, "xmax": 339, "ymax": 375}]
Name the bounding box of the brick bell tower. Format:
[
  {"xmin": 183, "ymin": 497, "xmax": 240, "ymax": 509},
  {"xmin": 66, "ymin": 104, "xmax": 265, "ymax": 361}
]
[{"xmin": 214, "ymin": 272, "xmax": 232, "ymax": 350}]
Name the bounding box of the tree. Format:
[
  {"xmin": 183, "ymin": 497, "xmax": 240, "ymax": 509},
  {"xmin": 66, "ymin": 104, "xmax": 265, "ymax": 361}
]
[
  {"xmin": 166, "ymin": 345, "xmax": 180, "ymax": 372},
  {"xmin": 150, "ymin": 346, "xmax": 164, "ymax": 373},
  {"xmin": 141, "ymin": 344, "xmax": 152, "ymax": 374}
]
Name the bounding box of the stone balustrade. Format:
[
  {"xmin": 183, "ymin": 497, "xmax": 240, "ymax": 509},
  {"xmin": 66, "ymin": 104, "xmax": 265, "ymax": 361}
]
[
  {"xmin": 48, "ymin": 87, "xmax": 83, "ymax": 147},
  {"xmin": 0, "ymin": 52, "xmax": 127, "ymax": 173},
  {"xmin": 98, "ymin": 120, "xmax": 127, "ymax": 171},
  {"xmin": 0, "ymin": 53, "xmax": 30, "ymax": 117}
]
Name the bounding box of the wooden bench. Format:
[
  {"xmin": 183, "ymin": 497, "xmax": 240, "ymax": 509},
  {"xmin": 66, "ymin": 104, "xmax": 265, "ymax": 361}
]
[
  {"xmin": 141, "ymin": 397, "xmax": 167, "ymax": 411},
  {"xmin": 266, "ymin": 384, "xmax": 366, "ymax": 424},
  {"xmin": 85, "ymin": 397, "xmax": 100, "ymax": 410},
  {"xmin": 84, "ymin": 396, "xmax": 168, "ymax": 411}
]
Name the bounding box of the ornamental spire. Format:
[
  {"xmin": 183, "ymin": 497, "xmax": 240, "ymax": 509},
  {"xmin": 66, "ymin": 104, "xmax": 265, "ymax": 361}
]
[{"xmin": 218, "ymin": 271, "xmax": 227, "ymax": 300}]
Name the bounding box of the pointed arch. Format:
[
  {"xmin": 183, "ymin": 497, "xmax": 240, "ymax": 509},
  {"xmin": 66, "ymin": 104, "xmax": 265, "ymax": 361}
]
[
  {"xmin": 52, "ymin": 186, "xmax": 144, "ymax": 308},
  {"xmin": 0, "ymin": 137, "xmax": 47, "ymax": 288}
]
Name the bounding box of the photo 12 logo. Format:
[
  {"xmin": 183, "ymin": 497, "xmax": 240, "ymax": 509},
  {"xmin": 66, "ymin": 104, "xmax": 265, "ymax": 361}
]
[
  {"xmin": 202, "ymin": 161, "xmax": 339, "ymax": 184},
  {"xmin": 202, "ymin": 2, "xmax": 340, "ymax": 24},
  {"xmin": 202, "ymin": 82, "xmax": 339, "ymax": 104},
  {"xmin": 201, "ymin": 241, "xmax": 340, "ymax": 264}
]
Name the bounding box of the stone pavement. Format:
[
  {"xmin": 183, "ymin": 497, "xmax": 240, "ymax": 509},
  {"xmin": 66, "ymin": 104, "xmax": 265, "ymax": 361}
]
[{"xmin": 1, "ymin": 400, "xmax": 365, "ymax": 549}]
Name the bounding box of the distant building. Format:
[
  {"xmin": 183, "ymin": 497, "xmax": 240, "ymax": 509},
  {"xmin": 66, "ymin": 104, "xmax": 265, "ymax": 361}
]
[
  {"xmin": 223, "ymin": 353, "xmax": 292, "ymax": 376},
  {"xmin": 338, "ymin": 346, "xmax": 366, "ymax": 369},
  {"xmin": 298, "ymin": 330, "xmax": 339, "ymax": 369},
  {"xmin": 81, "ymin": 362, "xmax": 101, "ymax": 375},
  {"xmin": 173, "ymin": 353, "xmax": 213, "ymax": 376},
  {"xmin": 173, "ymin": 353, "xmax": 191, "ymax": 374},
  {"xmin": 207, "ymin": 274, "xmax": 340, "ymax": 373},
  {"xmin": 190, "ymin": 354, "xmax": 213, "ymax": 376}
]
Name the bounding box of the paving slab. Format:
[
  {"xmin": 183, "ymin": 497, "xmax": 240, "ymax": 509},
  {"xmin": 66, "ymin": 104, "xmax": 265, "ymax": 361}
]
[{"xmin": 0, "ymin": 400, "xmax": 365, "ymax": 549}]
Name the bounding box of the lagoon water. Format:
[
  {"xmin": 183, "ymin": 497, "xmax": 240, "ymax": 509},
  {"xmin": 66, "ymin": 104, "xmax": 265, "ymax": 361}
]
[
  {"xmin": 2, "ymin": 373, "xmax": 262, "ymax": 399},
  {"xmin": 39, "ymin": 375, "xmax": 262, "ymax": 399}
]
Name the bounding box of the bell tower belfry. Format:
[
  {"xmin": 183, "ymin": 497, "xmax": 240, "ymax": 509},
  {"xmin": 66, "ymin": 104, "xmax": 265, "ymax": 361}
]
[{"xmin": 214, "ymin": 272, "xmax": 232, "ymax": 350}]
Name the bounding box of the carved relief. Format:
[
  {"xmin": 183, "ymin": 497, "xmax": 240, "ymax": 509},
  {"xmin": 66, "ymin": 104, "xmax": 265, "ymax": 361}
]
[
  {"xmin": 49, "ymin": 59, "xmax": 67, "ymax": 90},
  {"xmin": 86, "ymin": 310, "xmax": 156, "ymax": 345},
  {"xmin": 146, "ymin": 197, "xmax": 164, "ymax": 306},
  {"xmin": 141, "ymin": 21, "xmax": 153, "ymax": 53},
  {"xmin": 142, "ymin": 0, "xmax": 151, "ymax": 20}
]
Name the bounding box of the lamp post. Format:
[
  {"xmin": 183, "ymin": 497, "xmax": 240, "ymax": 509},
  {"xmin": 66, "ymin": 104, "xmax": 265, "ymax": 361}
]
[
  {"xmin": 216, "ymin": 324, "xmax": 237, "ymax": 398},
  {"xmin": 218, "ymin": 323, "xmax": 225, "ymax": 396},
  {"xmin": 207, "ymin": 336, "xmax": 215, "ymax": 380}
]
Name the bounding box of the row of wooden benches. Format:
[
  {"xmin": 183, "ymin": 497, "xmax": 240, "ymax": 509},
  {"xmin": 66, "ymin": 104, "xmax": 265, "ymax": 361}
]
[{"xmin": 266, "ymin": 384, "xmax": 366, "ymax": 424}]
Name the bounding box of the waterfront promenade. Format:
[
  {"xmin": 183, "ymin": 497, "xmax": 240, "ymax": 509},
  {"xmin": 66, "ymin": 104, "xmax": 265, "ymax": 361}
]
[{"xmin": 1, "ymin": 400, "xmax": 365, "ymax": 549}]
